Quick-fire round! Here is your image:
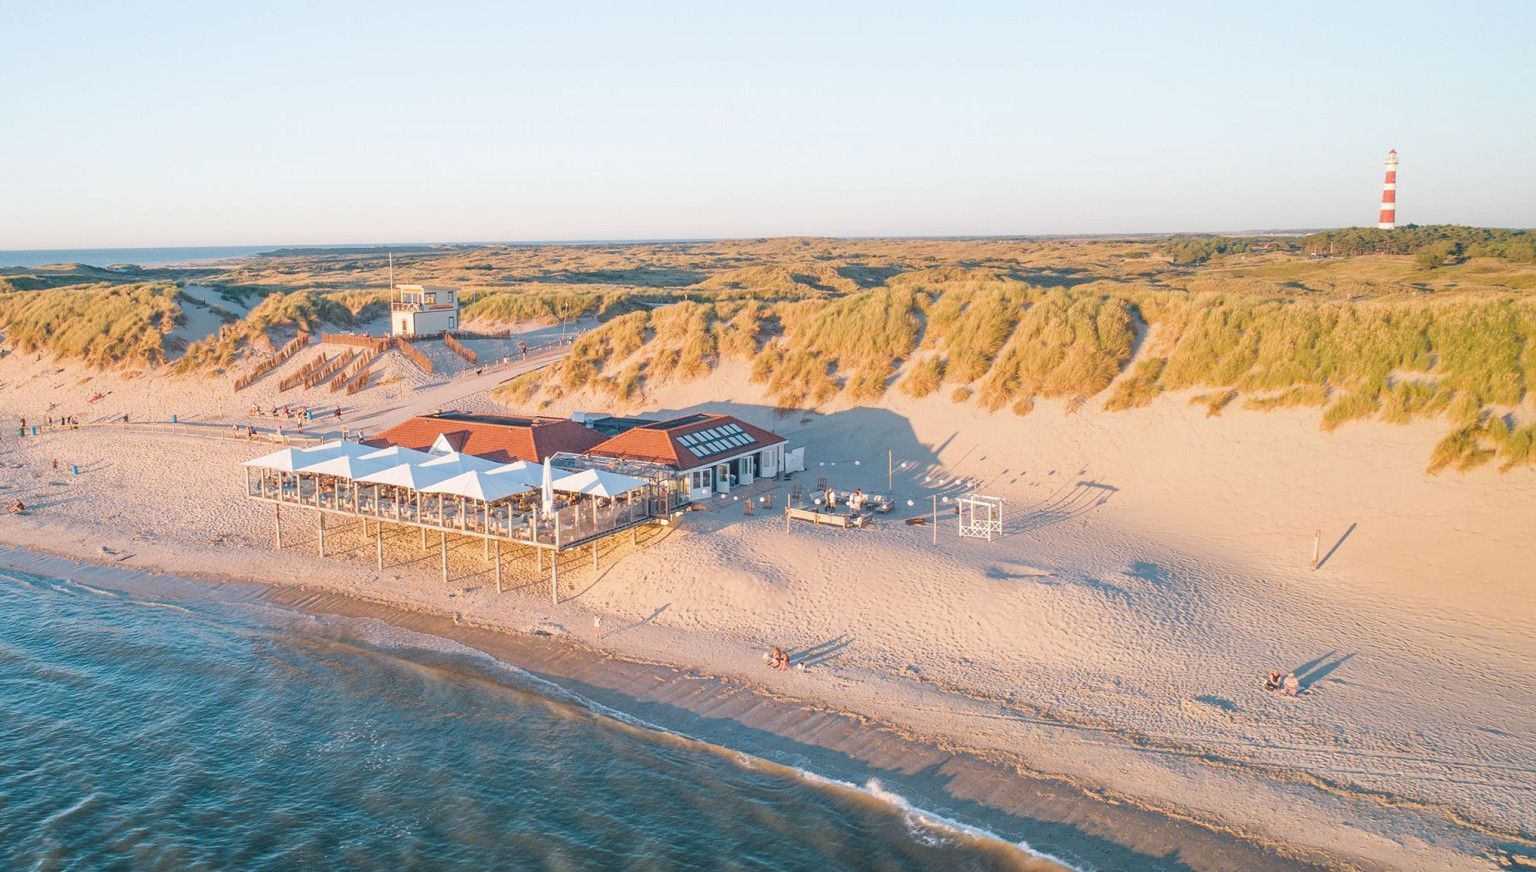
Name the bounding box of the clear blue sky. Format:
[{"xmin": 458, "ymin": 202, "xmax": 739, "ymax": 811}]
[{"xmin": 2, "ymin": 1, "xmax": 1532, "ymax": 248}]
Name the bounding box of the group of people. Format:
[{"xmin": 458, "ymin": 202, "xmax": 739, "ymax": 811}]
[
  {"xmin": 255, "ymin": 404, "xmax": 343, "ymax": 421},
  {"xmin": 822, "ymin": 487, "xmax": 872, "ymax": 513},
  {"xmin": 765, "ymin": 647, "xmax": 791, "ymax": 671},
  {"xmin": 1265, "ymin": 670, "xmax": 1302, "ymax": 697}
]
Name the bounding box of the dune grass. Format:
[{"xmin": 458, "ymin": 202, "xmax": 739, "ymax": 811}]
[
  {"xmin": 0, "ymin": 282, "xmax": 181, "ymax": 367},
  {"xmin": 174, "ymin": 290, "xmax": 360, "ymax": 373}
]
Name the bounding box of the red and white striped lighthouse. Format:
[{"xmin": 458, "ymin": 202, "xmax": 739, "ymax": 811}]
[{"xmin": 1378, "ymin": 149, "xmax": 1398, "ymax": 230}]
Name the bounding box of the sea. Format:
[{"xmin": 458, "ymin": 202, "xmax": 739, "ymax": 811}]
[
  {"xmin": 0, "ymin": 566, "xmax": 1068, "ymax": 871},
  {"xmin": 0, "ymin": 246, "xmax": 281, "ymax": 269}
]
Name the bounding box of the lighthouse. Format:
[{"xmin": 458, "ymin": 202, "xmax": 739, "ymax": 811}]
[{"xmin": 1378, "ymin": 149, "xmax": 1398, "ymax": 230}]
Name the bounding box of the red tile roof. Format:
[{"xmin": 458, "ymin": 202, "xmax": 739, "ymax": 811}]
[
  {"xmin": 588, "ymin": 413, "xmax": 784, "ymax": 471},
  {"xmin": 368, "ymin": 413, "xmax": 604, "ymax": 463}
]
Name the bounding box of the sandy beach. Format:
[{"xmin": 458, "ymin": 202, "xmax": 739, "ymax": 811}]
[{"xmin": 3, "ymin": 342, "xmax": 1533, "ymax": 871}]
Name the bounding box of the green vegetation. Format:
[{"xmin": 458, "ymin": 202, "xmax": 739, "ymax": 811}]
[{"xmin": 7, "ymin": 234, "xmax": 1536, "ymax": 474}]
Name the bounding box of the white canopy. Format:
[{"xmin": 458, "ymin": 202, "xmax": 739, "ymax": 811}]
[
  {"xmin": 487, "ymin": 460, "xmax": 545, "ymax": 486},
  {"xmin": 242, "ymin": 445, "xmax": 346, "ymax": 472},
  {"xmin": 308, "ymin": 440, "xmax": 378, "ymax": 457},
  {"xmin": 419, "ymin": 452, "xmax": 501, "ymax": 474},
  {"xmin": 419, "ymin": 470, "xmax": 534, "ymax": 503},
  {"xmin": 359, "ymin": 445, "xmax": 436, "ymax": 465},
  {"xmin": 354, "ymin": 462, "xmax": 456, "ymax": 490},
  {"xmin": 295, "ymin": 454, "xmax": 391, "ymax": 480},
  {"xmin": 552, "ymin": 468, "xmax": 649, "ymax": 498}
]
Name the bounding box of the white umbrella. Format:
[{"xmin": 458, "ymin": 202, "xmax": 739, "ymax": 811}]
[
  {"xmin": 355, "ymin": 461, "xmax": 456, "ymax": 490},
  {"xmin": 419, "ymin": 452, "xmax": 500, "ymax": 475},
  {"xmin": 420, "ymin": 470, "xmax": 533, "ymax": 503},
  {"xmin": 552, "ymin": 468, "xmax": 648, "ymax": 498},
  {"xmin": 487, "ymin": 460, "xmax": 544, "ymax": 486},
  {"xmin": 294, "ymin": 454, "xmax": 391, "ymax": 480},
  {"xmin": 359, "ymin": 445, "xmax": 436, "ymax": 465},
  {"xmin": 541, "ymin": 457, "xmax": 554, "ymax": 514},
  {"xmin": 308, "ymin": 439, "xmax": 378, "ymax": 457},
  {"xmin": 242, "ymin": 444, "xmax": 346, "ymax": 472}
]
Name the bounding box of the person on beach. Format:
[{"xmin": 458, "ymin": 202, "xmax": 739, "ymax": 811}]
[
  {"xmin": 334, "ymin": 406, "xmax": 342, "ymax": 420},
  {"xmin": 1264, "ymin": 670, "xmax": 1283, "ymax": 692},
  {"xmin": 767, "ymin": 647, "xmax": 790, "ymax": 671},
  {"xmin": 594, "ymin": 615, "xmax": 603, "ymax": 642},
  {"xmin": 9, "ymin": 499, "xmax": 24, "ymax": 515},
  {"xmin": 1282, "ymin": 673, "xmax": 1301, "ymax": 697}
]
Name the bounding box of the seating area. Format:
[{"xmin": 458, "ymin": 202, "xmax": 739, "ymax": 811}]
[{"xmin": 243, "ymin": 440, "xmax": 673, "ymax": 550}]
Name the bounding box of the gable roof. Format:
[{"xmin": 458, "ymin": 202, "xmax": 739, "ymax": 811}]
[
  {"xmin": 587, "ymin": 413, "xmax": 784, "ymax": 471},
  {"xmin": 368, "ymin": 412, "xmax": 604, "ymax": 463}
]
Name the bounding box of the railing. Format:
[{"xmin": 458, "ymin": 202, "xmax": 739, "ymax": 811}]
[
  {"xmin": 245, "ymin": 471, "xmax": 675, "ymax": 550},
  {"xmin": 320, "ymin": 331, "xmax": 391, "ymax": 351}
]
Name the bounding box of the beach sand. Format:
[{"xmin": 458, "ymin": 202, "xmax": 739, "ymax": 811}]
[{"xmin": 1, "ymin": 349, "xmax": 1532, "ymax": 871}]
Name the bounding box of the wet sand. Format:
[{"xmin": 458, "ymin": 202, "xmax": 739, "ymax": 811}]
[{"xmin": 0, "ymin": 546, "xmax": 1343, "ymax": 871}]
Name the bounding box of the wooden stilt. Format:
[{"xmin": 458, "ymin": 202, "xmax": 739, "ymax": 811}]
[
  {"xmin": 440, "ymin": 531, "xmax": 448, "ymax": 585},
  {"xmin": 550, "ymin": 550, "xmax": 558, "ymax": 605},
  {"xmin": 483, "ymin": 535, "xmax": 489, "ymax": 561},
  {"xmin": 494, "ymin": 539, "xmax": 502, "ymax": 593},
  {"xmin": 318, "ymin": 511, "xmax": 326, "ymax": 557},
  {"xmin": 376, "ymin": 523, "xmax": 383, "ymax": 570},
  {"xmin": 421, "ymin": 525, "xmax": 427, "ymax": 549}
]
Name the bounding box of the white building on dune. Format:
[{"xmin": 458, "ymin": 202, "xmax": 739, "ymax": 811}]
[{"xmin": 391, "ymin": 284, "xmax": 459, "ymax": 337}]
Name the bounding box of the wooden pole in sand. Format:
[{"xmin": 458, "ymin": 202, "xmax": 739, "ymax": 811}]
[
  {"xmin": 318, "ymin": 511, "xmax": 326, "ymax": 557},
  {"xmin": 550, "ymin": 549, "xmax": 559, "ymax": 605},
  {"xmin": 1312, "ymin": 529, "xmax": 1321, "ymax": 570},
  {"xmin": 274, "ymin": 505, "xmax": 282, "ymax": 549},
  {"xmin": 440, "ymin": 531, "xmax": 448, "ymax": 585},
  {"xmin": 494, "ymin": 539, "xmax": 502, "ymax": 593},
  {"xmin": 375, "ymin": 523, "xmax": 383, "ymax": 570}
]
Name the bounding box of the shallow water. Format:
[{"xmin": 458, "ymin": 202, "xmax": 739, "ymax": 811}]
[{"xmin": 0, "ymin": 568, "xmax": 1061, "ymax": 871}]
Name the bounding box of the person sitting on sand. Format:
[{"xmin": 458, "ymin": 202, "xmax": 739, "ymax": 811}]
[
  {"xmin": 1282, "ymin": 673, "xmax": 1301, "ymax": 697},
  {"xmin": 769, "ymin": 647, "xmax": 790, "ymax": 671},
  {"xmin": 1264, "ymin": 670, "xmax": 1283, "ymax": 692},
  {"xmin": 9, "ymin": 499, "xmax": 24, "ymax": 515}
]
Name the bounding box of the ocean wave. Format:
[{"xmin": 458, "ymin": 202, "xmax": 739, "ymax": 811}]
[{"xmin": 295, "ymin": 611, "xmax": 1089, "ymax": 871}]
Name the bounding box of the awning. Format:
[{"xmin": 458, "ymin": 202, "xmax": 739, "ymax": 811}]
[
  {"xmin": 359, "ymin": 445, "xmax": 436, "ymax": 466},
  {"xmin": 354, "ymin": 462, "xmax": 457, "ymax": 490},
  {"xmin": 242, "ymin": 445, "xmax": 346, "ymax": 472},
  {"xmin": 419, "ymin": 470, "xmax": 534, "ymax": 503},
  {"xmin": 486, "ymin": 460, "xmax": 545, "ymax": 486},
  {"xmin": 552, "ymin": 467, "xmax": 649, "ymax": 498},
  {"xmin": 294, "ymin": 454, "xmax": 392, "ymax": 480},
  {"xmin": 419, "ymin": 451, "xmax": 501, "ymax": 474}
]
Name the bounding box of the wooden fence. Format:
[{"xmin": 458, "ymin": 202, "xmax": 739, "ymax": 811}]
[
  {"xmin": 394, "ymin": 336, "xmax": 434, "ymax": 374},
  {"xmin": 443, "ymin": 332, "xmax": 478, "ymax": 364},
  {"xmin": 304, "ymin": 350, "xmax": 357, "ymax": 389},
  {"xmin": 320, "ymin": 331, "xmax": 391, "ymax": 351},
  {"xmin": 279, "ymin": 351, "xmax": 331, "ymax": 392},
  {"xmin": 233, "ymin": 332, "xmax": 310, "ymax": 392}
]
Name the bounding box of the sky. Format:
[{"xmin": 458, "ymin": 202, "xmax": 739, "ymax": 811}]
[{"xmin": 2, "ymin": 1, "xmax": 1533, "ymax": 248}]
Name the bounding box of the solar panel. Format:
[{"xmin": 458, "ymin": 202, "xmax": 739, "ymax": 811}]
[
  {"xmin": 723, "ymin": 424, "xmax": 743, "ymax": 435},
  {"xmin": 687, "ymin": 446, "xmax": 704, "ymax": 457},
  {"xmin": 679, "ymin": 434, "xmax": 698, "ymax": 446}
]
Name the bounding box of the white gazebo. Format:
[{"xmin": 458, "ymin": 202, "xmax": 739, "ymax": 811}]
[{"xmin": 553, "ymin": 468, "xmax": 648, "ymax": 498}]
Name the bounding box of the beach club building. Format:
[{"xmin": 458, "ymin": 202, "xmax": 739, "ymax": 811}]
[{"xmin": 240, "ymin": 409, "xmax": 797, "ymax": 601}]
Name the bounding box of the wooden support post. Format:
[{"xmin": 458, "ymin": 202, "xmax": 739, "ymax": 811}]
[
  {"xmin": 1312, "ymin": 529, "xmax": 1321, "ymax": 571},
  {"xmin": 484, "ymin": 535, "xmax": 490, "ymax": 561},
  {"xmin": 318, "ymin": 511, "xmax": 326, "ymax": 557},
  {"xmin": 550, "ymin": 549, "xmax": 559, "ymax": 605},
  {"xmin": 421, "ymin": 525, "xmax": 427, "ymax": 549},
  {"xmin": 494, "ymin": 539, "xmax": 502, "ymax": 593},
  {"xmin": 440, "ymin": 531, "xmax": 448, "ymax": 585},
  {"xmin": 376, "ymin": 523, "xmax": 383, "ymax": 570}
]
